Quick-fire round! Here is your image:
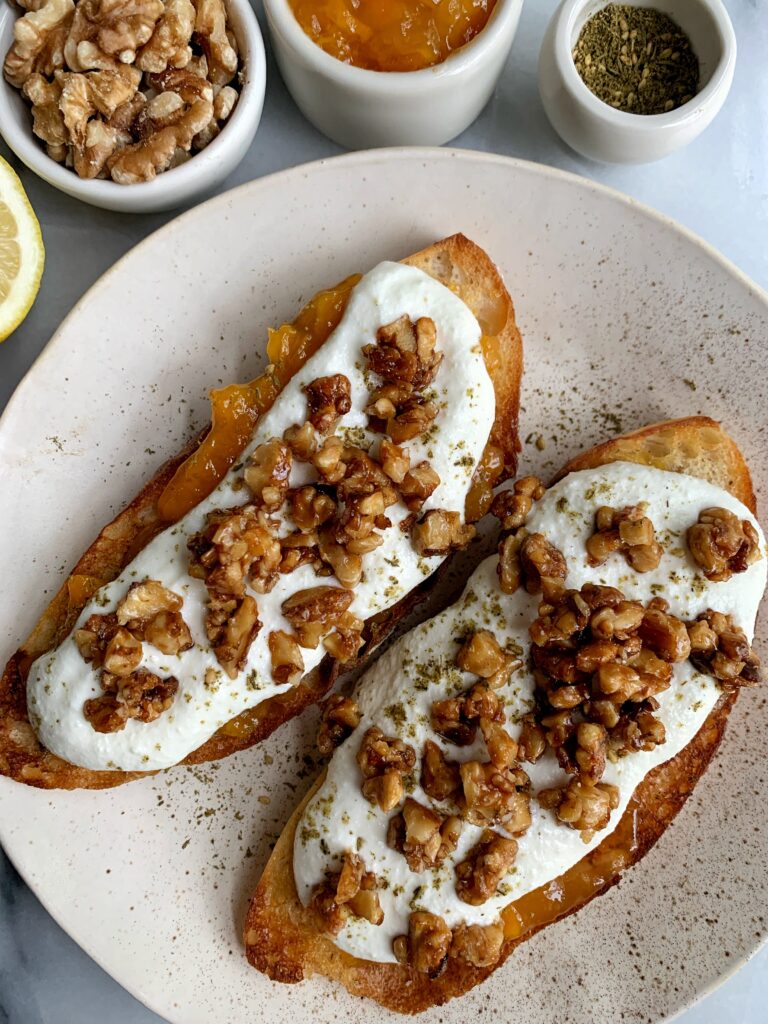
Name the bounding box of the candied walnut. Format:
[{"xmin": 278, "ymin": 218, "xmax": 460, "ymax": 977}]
[
  {"xmin": 490, "ymin": 476, "xmax": 545, "ymax": 531},
  {"xmin": 312, "ymin": 435, "xmax": 345, "ymax": 483},
  {"xmin": 687, "ymin": 506, "xmax": 761, "ymax": 582},
  {"xmin": 387, "ymin": 798, "xmax": 462, "ymax": 872},
  {"xmin": 316, "ymin": 529, "xmax": 363, "ymax": 589},
  {"xmin": 74, "ymin": 612, "xmax": 118, "ymax": 667},
  {"xmin": 136, "ymin": 0, "xmax": 194, "ymax": 72},
  {"xmin": 282, "ymin": 585, "xmax": 354, "ymax": 648},
  {"xmin": 519, "ymin": 532, "xmax": 567, "ymax": 595},
  {"xmin": 394, "ymin": 911, "xmax": 452, "ymax": 978},
  {"xmin": 103, "ymin": 626, "xmax": 142, "ymax": 676},
  {"xmin": 143, "ymin": 610, "xmax": 193, "ymax": 655},
  {"xmin": 322, "ymin": 617, "xmax": 364, "ymax": 663},
  {"xmin": 84, "ymin": 667, "xmax": 178, "ymax": 733},
  {"xmin": 4, "ymin": 0, "xmax": 73, "ymax": 89},
  {"xmin": 283, "ymin": 421, "xmax": 317, "ymax": 461},
  {"xmin": 539, "ymin": 778, "xmax": 619, "ymax": 842},
  {"xmin": 497, "ymin": 530, "xmax": 523, "ymax": 595},
  {"xmin": 412, "ymin": 509, "xmax": 475, "ymax": 556},
  {"xmin": 244, "ymin": 438, "xmax": 292, "ymax": 511},
  {"xmin": 638, "ymin": 605, "xmax": 691, "ymax": 662},
  {"xmin": 386, "ymin": 398, "xmax": 438, "ymax": 444},
  {"xmin": 357, "ymin": 726, "xmax": 415, "ymax": 811},
  {"xmin": 456, "ymin": 630, "xmax": 516, "ymax": 680},
  {"xmin": 116, "ymin": 579, "xmax": 182, "ymax": 627},
  {"xmin": 606, "ymin": 699, "xmax": 666, "ymax": 759},
  {"xmin": 589, "ymin": 600, "xmax": 644, "ymax": 640},
  {"xmin": 450, "ymin": 921, "xmax": 504, "ymax": 968},
  {"xmin": 310, "ymin": 852, "xmax": 383, "ymax": 934},
  {"xmin": 188, "ymin": 505, "xmax": 281, "ymax": 596},
  {"xmin": 688, "ymin": 609, "xmax": 763, "ymax": 688},
  {"xmin": 279, "ymin": 530, "xmax": 321, "ymax": 575},
  {"xmin": 379, "ymin": 438, "xmax": 410, "ymax": 484},
  {"xmin": 337, "ymin": 448, "xmax": 395, "ymax": 503},
  {"xmin": 431, "ymin": 682, "xmax": 499, "ymax": 747},
  {"xmin": 455, "ymin": 829, "xmax": 518, "ymax": 906},
  {"xmin": 516, "ymin": 714, "xmax": 547, "ymax": 763},
  {"xmin": 459, "ymin": 761, "xmax": 531, "ymax": 833},
  {"xmin": 556, "ymin": 722, "xmax": 607, "ymax": 784},
  {"xmin": 420, "ymin": 739, "xmax": 461, "ymax": 801},
  {"xmin": 268, "ymin": 630, "xmax": 304, "ymax": 685},
  {"xmin": 400, "ymin": 461, "xmax": 440, "ymax": 512},
  {"xmin": 194, "ymin": 0, "xmax": 238, "ymax": 85},
  {"xmin": 587, "ymin": 505, "xmax": 663, "ymax": 573},
  {"xmin": 289, "ymin": 485, "xmax": 335, "ymax": 531},
  {"xmin": 317, "ymin": 693, "xmax": 360, "ymax": 755},
  {"xmin": 364, "ymin": 315, "xmax": 443, "ymax": 392},
  {"xmin": 205, "ymin": 593, "xmax": 260, "ymax": 678},
  {"xmin": 481, "ymin": 718, "xmax": 518, "ymax": 770},
  {"xmin": 65, "ymin": 0, "xmax": 164, "ymax": 71},
  {"xmin": 303, "ymin": 374, "xmax": 351, "ymax": 434}
]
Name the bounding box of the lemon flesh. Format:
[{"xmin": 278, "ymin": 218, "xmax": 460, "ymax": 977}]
[{"xmin": 0, "ymin": 157, "xmax": 44, "ymax": 343}]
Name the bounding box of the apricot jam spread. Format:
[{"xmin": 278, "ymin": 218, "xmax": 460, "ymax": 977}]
[{"xmin": 288, "ymin": 0, "xmax": 498, "ymax": 72}]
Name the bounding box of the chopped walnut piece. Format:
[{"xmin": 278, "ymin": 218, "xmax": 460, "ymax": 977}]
[
  {"xmin": 303, "ymin": 374, "xmax": 352, "ymax": 434},
  {"xmin": 281, "ymin": 585, "xmax": 354, "ymax": 648},
  {"xmin": 316, "ymin": 529, "xmax": 363, "ymax": 589},
  {"xmin": 143, "ymin": 610, "xmax": 193, "ymax": 655},
  {"xmin": 84, "ymin": 667, "xmax": 178, "ymax": 733},
  {"xmin": 688, "ymin": 609, "xmax": 763, "ymax": 688},
  {"xmin": 587, "ymin": 505, "xmax": 663, "ymax": 573},
  {"xmin": 283, "ymin": 421, "xmax": 317, "ymax": 461},
  {"xmin": 497, "ymin": 531, "xmax": 523, "ymax": 594},
  {"xmin": 74, "ymin": 612, "xmax": 118, "ymax": 667},
  {"xmin": 379, "ymin": 438, "xmax": 410, "ymax": 484},
  {"xmin": 289, "ymin": 486, "xmax": 336, "ymax": 531},
  {"xmin": 455, "ymin": 829, "xmax": 518, "ymax": 906},
  {"xmin": 317, "ymin": 693, "xmax": 360, "ymax": 755},
  {"xmin": 102, "ymin": 626, "xmax": 142, "ymax": 676},
  {"xmin": 519, "ymin": 532, "xmax": 568, "ymax": 595},
  {"xmin": 386, "ymin": 398, "xmax": 438, "ymax": 444},
  {"xmin": 364, "ymin": 315, "xmax": 443, "ymax": 392},
  {"xmin": 687, "ymin": 507, "xmax": 761, "ymax": 582},
  {"xmin": 456, "ymin": 630, "xmax": 516, "ymax": 680},
  {"xmin": 312, "ymin": 435, "xmax": 345, "ymax": 483},
  {"xmin": 387, "ymin": 797, "xmax": 462, "ymax": 872},
  {"xmin": 393, "ymin": 911, "xmax": 452, "ymax": 978},
  {"xmin": 450, "ymin": 921, "xmax": 505, "ymax": 968},
  {"xmin": 420, "ymin": 739, "xmax": 461, "ymax": 801},
  {"xmin": 412, "ymin": 509, "xmax": 475, "ymax": 557},
  {"xmin": 459, "ymin": 761, "xmax": 531, "ymax": 833},
  {"xmin": 267, "ymin": 630, "xmax": 304, "ymax": 685},
  {"xmin": 357, "ymin": 726, "xmax": 415, "ymax": 811},
  {"xmin": 188, "ymin": 505, "xmax": 281, "ymax": 596},
  {"xmin": 116, "ymin": 579, "xmax": 182, "ymax": 627},
  {"xmin": 538, "ymin": 778, "xmax": 620, "ymax": 842},
  {"xmin": 431, "ymin": 681, "xmax": 500, "ymax": 747},
  {"xmin": 322, "ymin": 617, "xmax": 364, "ymax": 663},
  {"xmin": 516, "ymin": 714, "xmax": 547, "ymax": 763},
  {"xmin": 481, "ymin": 718, "xmax": 519, "ymax": 770},
  {"xmin": 638, "ymin": 604, "xmax": 691, "ymax": 662},
  {"xmin": 400, "ymin": 461, "xmax": 440, "ymax": 512},
  {"xmin": 606, "ymin": 698, "xmax": 666, "ymax": 759},
  {"xmin": 490, "ymin": 476, "xmax": 546, "ymax": 531},
  {"xmin": 244, "ymin": 438, "xmax": 292, "ymax": 511},
  {"xmin": 310, "ymin": 852, "xmax": 383, "ymax": 934},
  {"xmin": 205, "ymin": 593, "xmax": 260, "ymax": 678}
]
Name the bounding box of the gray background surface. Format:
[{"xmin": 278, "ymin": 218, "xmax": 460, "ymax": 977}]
[{"xmin": 1, "ymin": 1, "xmax": 767, "ymax": 1021}]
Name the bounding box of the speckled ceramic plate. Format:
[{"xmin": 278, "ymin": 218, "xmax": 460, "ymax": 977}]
[{"xmin": 1, "ymin": 150, "xmax": 767, "ymax": 1024}]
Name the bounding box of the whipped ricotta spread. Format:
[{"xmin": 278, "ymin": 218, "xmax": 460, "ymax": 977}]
[
  {"xmin": 27, "ymin": 261, "xmax": 494, "ymax": 771},
  {"xmin": 294, "ymin": 461, "xmax": 767, "ymax": 963}
]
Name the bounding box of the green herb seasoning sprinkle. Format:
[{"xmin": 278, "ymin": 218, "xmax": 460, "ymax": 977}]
[{"xmin": 572, "ymin": 4, "xmax": 699, "ymax": 115}]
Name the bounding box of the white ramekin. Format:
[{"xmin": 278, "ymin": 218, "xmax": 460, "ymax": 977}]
[
  {"xmin": 538, "ymin": 0, "xmax": 736, "ymax": 164},
  {"xmin": 263, "ymin": 0, "xmax": 524, "ymax": 149},
  {"xmin": 0, "ymin": 0, "xmax": 266, "ymax": 213}
]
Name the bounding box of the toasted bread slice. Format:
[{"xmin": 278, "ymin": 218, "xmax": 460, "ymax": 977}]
[
  {"xmin": 0, "ymin": 234, "xmax": 522, "ymax": 789},
  {"xmin": 244, "ymin": 415, "xmax": 755, "ymax": 1013}
]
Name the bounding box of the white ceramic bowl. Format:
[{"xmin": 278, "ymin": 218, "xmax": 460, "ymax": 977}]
[
  {"xmin": 263, "ymin": 0, "xmax": 524, "ymax": 149},
  {"xmin": 0, "ymin": 0, "xmax": 266, "ymax": 213},
  {"xmin": 538, "ymin": 0, "xmax": 736, "ymax": 164}
]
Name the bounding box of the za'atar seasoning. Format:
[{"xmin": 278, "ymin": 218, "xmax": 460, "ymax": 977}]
[{"xmin": 572, "ymin": 4, "xmax": 699, "ymax": 115}]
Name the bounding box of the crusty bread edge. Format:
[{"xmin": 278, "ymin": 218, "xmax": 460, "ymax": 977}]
[
  {"xmin": 243, "ymin": 416, "xmax": 756, "ymax": 1013},
  {"xmin": 0, "ymin": 234, "xmax": 522, "ymax": 789}
]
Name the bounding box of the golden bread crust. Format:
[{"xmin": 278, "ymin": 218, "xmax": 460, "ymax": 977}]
[
  {"xmin": 0, "ymin": 234, "xmax": 522, "ymax": 789},
  {"xmin": 244, "ymin": 416, "xmax": 755, "ymax": 1012}
]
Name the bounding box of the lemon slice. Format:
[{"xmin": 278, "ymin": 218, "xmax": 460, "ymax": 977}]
[{"xmin": 0, "ymin": 157, "xmax": 44, "ymax": 343}]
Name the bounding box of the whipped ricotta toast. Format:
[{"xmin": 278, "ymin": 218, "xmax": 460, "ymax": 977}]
[
  {"xmin": 291, "ymin": 460, "xmax": 766, "ymax": 973},
  {"xmin": 25, "ymin": 261, "xmax": 497, "ymax": 772}
]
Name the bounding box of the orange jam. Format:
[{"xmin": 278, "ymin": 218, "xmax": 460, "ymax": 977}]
[
  {"xmin": 288, "ymin": 0, "xmax": 498, "ymax": 72},
  {"xmin": 157, "ymin": 274, "xmax": 361, "ymax": 523}
]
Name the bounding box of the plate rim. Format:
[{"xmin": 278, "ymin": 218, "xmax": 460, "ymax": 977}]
[{"xmin": 2, "ymin": 146, "xmax": 768, "ymax": 1024}]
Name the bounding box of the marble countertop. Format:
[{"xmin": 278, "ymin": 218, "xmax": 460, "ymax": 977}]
[{"xmin": 1, "ymin": 1, "xmax": 767, "ymax": 1021}]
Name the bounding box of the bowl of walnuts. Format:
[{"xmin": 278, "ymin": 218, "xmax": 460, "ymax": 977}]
[{"xmin": 0, "ymin": 0, "xmax": 265, "ymax": 212}]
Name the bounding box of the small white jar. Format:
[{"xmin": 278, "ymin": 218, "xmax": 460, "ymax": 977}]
[
  {"xmin": 538, "ymin": 0, "xmax": 736, "ymax": 164},
  {"xmin": 263, "ymin": 0, "xmax": 524, "ymax": 150}
]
